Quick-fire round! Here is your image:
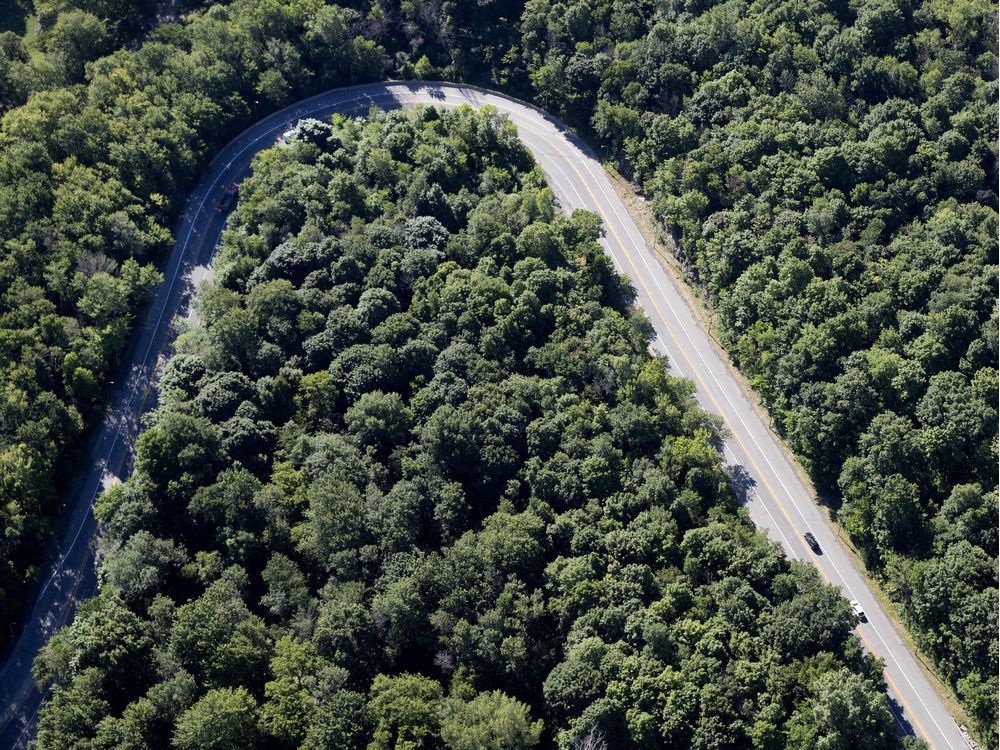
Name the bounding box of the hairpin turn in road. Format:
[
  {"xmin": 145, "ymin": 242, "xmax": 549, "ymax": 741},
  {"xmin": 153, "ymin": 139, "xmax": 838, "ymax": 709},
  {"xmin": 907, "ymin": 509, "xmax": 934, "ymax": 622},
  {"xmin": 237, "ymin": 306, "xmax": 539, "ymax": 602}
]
[{"xmin": 0, "ymin": 81, "xmax": 971, "ymax": 750}]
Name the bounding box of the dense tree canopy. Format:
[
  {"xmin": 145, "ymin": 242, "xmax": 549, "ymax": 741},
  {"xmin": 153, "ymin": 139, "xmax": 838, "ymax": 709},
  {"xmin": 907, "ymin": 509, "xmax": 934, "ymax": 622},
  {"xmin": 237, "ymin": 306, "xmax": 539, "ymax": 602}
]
[
  {"xmin": 0, "ymin": 0, "xmax": 993, "ymax": 744},
  {"xmin": 0, "ymin": 0, "xmax": 385, "ymax": 643},
  {"xmin": 376, "ymin": 0, "xmax": 999, "ymax": 739},
  {"xmin": 33, "ymin": 107, "xmax": 903, "ymax": 750}
]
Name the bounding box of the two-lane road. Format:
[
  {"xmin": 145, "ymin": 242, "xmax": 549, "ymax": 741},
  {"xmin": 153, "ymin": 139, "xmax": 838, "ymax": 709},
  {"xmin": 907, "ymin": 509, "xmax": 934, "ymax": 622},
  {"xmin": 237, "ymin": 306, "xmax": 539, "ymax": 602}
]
[{"xmin": 0, "ymin": 82, "xmax": 971, "ymax": 750}]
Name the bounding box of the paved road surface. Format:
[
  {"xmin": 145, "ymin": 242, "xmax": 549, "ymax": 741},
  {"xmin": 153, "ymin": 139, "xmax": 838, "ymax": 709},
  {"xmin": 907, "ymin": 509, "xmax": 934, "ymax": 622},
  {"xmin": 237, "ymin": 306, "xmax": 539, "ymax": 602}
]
[{"xmin": 0, "ymin": 82, "xmax": 971, "ymax": 750}]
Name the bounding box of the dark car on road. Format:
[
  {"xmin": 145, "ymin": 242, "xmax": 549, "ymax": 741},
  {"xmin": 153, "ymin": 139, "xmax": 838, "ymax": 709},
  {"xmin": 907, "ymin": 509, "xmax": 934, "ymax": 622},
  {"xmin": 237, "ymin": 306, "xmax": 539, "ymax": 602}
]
[{"xmin": 804, "ymin": 532, "xmax": 821, "ymax": 553}]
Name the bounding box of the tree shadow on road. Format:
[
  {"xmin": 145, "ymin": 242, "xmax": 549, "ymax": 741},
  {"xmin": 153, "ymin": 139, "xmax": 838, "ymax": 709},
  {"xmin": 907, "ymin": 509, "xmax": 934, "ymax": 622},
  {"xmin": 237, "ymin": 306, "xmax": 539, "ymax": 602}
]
[
  {"xmin": 885, "ymin": 695, "xmax": 922, "ymax": 744},
  {"xmin": 727, "ymin": 463, "xmax": 757, "ymax": 507},
  {"xmin": 421, "ymin": 83, "xmax": 446, "ymax": 100}
]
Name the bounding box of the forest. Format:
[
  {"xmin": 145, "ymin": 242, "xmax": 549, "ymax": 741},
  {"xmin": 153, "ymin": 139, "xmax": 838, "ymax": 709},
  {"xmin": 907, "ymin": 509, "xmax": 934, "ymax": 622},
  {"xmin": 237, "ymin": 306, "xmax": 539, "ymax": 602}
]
[
  {"xmin": 31, "ymin": 104, "xmax": 914, "ymax": 750},
  {"xmin": 0, "ymin": 0, "xmax": 385, "ymax": 638},
  {"xmin": 0, "ymin": 0, "xmax": 994, "ymax": 744},
  {"xmin": 481, "ymin": 0, "xmax": 1000, "ymax": 739}
]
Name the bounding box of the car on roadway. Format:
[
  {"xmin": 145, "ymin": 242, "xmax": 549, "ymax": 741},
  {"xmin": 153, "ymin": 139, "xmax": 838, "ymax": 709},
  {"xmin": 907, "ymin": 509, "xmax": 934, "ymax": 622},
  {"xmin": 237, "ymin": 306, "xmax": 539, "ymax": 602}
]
[
  {"xmin": 850, "ymin": 600, "xmax": 867, "ymax": 622},
  {"xmin": 803, "ymin": 532, "xmax": 821, "ymax": 553}
]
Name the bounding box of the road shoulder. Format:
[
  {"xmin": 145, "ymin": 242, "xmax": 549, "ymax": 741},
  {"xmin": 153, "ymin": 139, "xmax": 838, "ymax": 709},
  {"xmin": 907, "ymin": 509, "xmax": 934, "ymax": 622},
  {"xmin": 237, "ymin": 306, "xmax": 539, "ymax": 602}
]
[{"xmin": 598, "ymin": 162, "xmax": 979, "ymax": 748}]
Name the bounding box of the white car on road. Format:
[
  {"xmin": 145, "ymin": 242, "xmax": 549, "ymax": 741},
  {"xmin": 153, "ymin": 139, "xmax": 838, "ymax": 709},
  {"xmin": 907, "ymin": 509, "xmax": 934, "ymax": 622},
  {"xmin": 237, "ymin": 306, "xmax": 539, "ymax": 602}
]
[{"xmin": 850, "ymin": 600, "xmax": 867, "ymax": 622}]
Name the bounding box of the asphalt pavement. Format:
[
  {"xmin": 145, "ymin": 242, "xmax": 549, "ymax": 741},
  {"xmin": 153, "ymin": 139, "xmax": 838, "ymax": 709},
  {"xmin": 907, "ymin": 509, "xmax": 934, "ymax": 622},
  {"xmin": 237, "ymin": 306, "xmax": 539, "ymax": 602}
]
[{"xmin": 0, "ymin": 82, "xmax": 973, "ymax": 750}]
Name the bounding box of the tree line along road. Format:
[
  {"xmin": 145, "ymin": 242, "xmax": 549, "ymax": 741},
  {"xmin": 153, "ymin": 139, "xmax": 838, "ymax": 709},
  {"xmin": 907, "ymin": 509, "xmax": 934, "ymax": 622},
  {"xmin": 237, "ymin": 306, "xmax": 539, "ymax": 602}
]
[{"xmin": 0, "ymin": 81, "xmax": 973, "ymax": 750}]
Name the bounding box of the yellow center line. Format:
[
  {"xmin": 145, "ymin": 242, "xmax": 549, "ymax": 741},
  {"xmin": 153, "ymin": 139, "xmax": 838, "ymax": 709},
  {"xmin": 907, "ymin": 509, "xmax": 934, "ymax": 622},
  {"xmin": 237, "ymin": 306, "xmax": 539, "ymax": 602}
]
[{"xmin": 509, "ymin": 118, "xmax": 938, "ymax": 749}]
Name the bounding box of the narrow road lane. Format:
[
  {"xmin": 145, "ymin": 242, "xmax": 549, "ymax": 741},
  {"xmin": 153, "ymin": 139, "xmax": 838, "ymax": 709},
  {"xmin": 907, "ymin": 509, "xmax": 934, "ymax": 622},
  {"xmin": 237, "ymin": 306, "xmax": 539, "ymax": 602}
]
[{"xmin": 0, "ymin": 82, "xmax": 970, "ymax": 750}]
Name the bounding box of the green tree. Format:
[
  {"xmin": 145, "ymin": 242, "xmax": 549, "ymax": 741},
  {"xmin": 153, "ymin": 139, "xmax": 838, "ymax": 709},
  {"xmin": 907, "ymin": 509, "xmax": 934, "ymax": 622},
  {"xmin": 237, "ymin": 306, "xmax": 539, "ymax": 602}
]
[
  {"xmin": 345, "ymin": 390, "xmax": 413, "ymax": 453},
  {"xmin": 172, "ymin": 687, "xmax": 260, "ymax": 750},
  {"xmin": 788, "ymin": 669, "xmax": 897, "ymax": 750},
  {"xmin": 136, "ymin": 411, "xmax": 220, "ymax": 506},
  {"xmin": 99, "ymin": 531, "xmax": 187, "ymax": 609},
  {"xmin": 439, "ymin": 690, "xmax": 543, "ymax": 750},
  {"xmin": 44, "ymin": 10, "xmax": 110, "ymax": 83},
  {"xmin": 168, "ymin": 572, "xmax": 270, "ymax": 688},
  {"xmin": 33, "ymin": 668, "xmax": 109, "ymax": 750},
  {"xmin": 258, "ymin": 635, "xmax": 322, "ymax": 747},
  {"xmin": 368, "ymin": 673, "xmax": 444, "ymax": 750}
]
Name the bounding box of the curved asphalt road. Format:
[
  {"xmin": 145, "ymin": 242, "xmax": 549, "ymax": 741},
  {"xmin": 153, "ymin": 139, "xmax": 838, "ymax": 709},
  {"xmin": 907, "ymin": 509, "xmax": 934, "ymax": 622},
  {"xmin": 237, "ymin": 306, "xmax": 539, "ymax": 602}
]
[{"xmin": 0, "ymin": 82, "xmax": 972, "ymax": 750}]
